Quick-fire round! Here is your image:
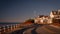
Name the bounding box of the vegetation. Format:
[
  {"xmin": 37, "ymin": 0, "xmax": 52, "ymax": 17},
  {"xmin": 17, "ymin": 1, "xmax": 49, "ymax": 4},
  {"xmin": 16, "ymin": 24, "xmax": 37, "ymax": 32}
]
[{"xmin": 24, "ymin": 18, "xmax": 34, "ymax": 24}]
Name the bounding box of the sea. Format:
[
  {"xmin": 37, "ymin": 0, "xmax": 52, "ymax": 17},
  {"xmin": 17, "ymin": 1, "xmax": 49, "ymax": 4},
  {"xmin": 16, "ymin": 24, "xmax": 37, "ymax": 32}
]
[{"xmin": 0, "ymin": 22, "xmax": 21, "ymax": 27}]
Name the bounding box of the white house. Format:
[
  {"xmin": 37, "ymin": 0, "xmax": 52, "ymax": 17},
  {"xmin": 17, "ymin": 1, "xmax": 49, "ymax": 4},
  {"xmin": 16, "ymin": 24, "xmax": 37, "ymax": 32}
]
[
  {"xmin": 34, "ymin": 15, "xmax": 44, "ymax": 24},
  {"xmin": 40, "ymin": 16, "xmax": 51, "ymax": 24},
  {"xmin": 34, "ymin": 15, "xmax": 51, "ymax": 24},
  {"xmin": 50, "ymin": 10, "xmax": 60, "ymax": 23}
]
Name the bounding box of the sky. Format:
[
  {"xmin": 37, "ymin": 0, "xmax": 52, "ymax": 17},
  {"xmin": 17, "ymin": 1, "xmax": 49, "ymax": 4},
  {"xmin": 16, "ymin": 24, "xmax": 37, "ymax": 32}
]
[{"xmin": 0, "ymin": 0, "xmax": 60, "ymax": 22}]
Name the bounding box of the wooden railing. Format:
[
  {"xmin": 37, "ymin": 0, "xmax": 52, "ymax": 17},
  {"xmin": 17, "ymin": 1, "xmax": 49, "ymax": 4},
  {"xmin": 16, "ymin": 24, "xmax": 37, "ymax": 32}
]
[{"xmin": 0, "ymin": 24, "xmax": 20, "ymax": 34}]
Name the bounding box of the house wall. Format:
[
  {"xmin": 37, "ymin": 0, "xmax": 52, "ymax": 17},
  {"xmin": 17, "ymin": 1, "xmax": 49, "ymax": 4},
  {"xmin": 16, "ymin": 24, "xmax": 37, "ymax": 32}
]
[
  {"xmin": 50, "ymin": 12, "xmax": 54, "ymax": 18},
  {"xmin": 34, "ymin": 17, "xmax": 52, "ymax": 24},
  {"xmin": 42, "ymin": 17, "xmax": 52, "ymax": 24},
  {"xmin": 50, "ymin": 11, "xmax": 60, "ymax": 23},
  {"xmin": 34, "ymin": 17, "xmax": 41, "ymax": 24}
]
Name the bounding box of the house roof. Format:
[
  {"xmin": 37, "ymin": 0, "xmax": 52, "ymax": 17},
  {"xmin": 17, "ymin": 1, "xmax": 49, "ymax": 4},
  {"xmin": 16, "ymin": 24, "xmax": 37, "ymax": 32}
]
[
  {"xmin": 52, "ymin": 10, "xmax": 60, "ymax": 15},
  {"xmin": 38, "ymin": 15, "xmax": 49, "ymax": 18},
  {"xmin": 38, "ymin": 15, "xmax": 44, "ymax": 18},
  {"xmin": 44, "ymin": 16, "xmax": 49, "ymax": 18}
]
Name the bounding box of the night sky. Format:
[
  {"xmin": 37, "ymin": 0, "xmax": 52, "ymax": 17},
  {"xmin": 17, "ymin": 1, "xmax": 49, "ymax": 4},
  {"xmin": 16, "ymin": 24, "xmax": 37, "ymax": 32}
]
[{"xmin": 0, "ymin": 0, "xmax": 60, "ymax": 22}]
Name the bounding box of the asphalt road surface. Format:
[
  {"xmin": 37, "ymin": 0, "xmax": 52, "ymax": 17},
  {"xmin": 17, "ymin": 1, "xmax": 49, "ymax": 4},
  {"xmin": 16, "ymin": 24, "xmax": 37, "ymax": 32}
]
[{"xmin": 10, "ymin": 24, "xmax": 60, "ymax": 34}]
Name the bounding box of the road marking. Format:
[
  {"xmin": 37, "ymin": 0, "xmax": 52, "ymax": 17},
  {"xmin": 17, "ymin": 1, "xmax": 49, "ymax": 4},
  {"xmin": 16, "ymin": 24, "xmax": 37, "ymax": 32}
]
[{"xmin": 43, "ymin": 27, "xmax": 56, "ymax": 34}]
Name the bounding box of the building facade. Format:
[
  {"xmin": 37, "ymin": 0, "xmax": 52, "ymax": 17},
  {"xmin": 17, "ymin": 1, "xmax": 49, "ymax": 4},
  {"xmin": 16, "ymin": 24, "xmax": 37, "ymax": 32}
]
[
  {"xmin": 34, "ymin": 10, "xmax": 60, "ymax": 24},
  {"xmin": 50, "ymin": 10, "xmax": 60, "ymax": 23},
  {"xmin": 34, "ymin": 15, "xmax": 51, "ymax": 24}
]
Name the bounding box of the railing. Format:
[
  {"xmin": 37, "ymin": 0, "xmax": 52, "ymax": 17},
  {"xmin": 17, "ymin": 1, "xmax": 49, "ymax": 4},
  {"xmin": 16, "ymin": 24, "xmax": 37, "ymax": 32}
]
[{"xmin": 0, "ymin": 24, "xmax": 20, "ymax": 34}]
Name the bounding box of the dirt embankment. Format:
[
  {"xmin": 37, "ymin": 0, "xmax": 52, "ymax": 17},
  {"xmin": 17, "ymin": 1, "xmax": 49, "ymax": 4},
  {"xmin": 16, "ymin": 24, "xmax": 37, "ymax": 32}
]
[{"xmin": 53, "ymin": 23, "xmax": 60, "ymax": 27}]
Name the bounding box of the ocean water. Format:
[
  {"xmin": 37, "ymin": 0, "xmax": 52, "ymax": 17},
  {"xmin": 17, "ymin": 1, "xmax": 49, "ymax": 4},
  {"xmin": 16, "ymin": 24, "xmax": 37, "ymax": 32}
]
[{"xmin": 0, "ymin": 22, "xmax": 21, "ymax": 27}]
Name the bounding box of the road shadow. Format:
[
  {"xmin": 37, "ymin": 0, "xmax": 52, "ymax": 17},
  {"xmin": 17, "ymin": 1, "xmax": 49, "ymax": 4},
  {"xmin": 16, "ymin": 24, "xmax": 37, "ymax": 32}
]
[
  {"xmin": 31, "ymin": 24, "xmax": 43, "ymax": 34},
  {"xmin": 10, "ymin": 24, "xmax": 36, "ymax": 34},
  {"xmin": 10, "ymin": 24, "xmax": 43, "ymax": 34},
  {"xmin": 31, "ymin": 27, "xmax": 37, "ymax": 34},
  {"xmin": 10, "ymin": 27, "xmax": 33, "ymax": 34}
]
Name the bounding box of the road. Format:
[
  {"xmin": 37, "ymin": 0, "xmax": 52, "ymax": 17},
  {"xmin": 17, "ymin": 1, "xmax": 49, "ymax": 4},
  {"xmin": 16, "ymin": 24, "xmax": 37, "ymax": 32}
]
[{"xmin": 10, "ymin": 24, "xmax": 60, "ymax": 34}]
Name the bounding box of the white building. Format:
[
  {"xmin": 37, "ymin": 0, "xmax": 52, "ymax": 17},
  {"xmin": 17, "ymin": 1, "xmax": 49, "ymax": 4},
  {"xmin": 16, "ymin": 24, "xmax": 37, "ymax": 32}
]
[
  {"xmin": 34, "ymin": 9, "xmax": 60, "ymax": 24},
  {"xmin": 50, "ymin": 10, "xmax": 60, "ymax": 23},
  {"xmin": 34, "ymin": 15, "xmax": 51, "ymax": 24},
  {"xmin": 34, "ymin": 15, "xmax": 43, "ymax": 24}
]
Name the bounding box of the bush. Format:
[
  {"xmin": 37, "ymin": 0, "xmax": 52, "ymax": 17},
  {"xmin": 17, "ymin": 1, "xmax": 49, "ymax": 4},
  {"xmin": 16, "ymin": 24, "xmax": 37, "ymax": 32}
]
[{"xmin": 25, "ymin": 19, "xmax": 34, "ymax": 23}]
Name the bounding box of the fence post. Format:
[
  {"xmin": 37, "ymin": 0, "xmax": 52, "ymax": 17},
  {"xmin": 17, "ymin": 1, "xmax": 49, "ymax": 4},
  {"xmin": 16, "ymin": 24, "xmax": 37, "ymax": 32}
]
[
  {"xmin": 0, "ymin": 27, "xmax": 2, "ymax": 34},
  {"xmin": 14, "ymin": 25, "xmax": 15, "ymax": 30},
  {"xmin": 7, "ymin": 25, "xmax": 10, "ymax": 32},
  {"xmin": 11, "ymin": 25, "xmax": 13, "ymax": 31},
  {"xmin": 3, "ymin": 26, "xmax": 6, "ymax": 33},
  {"xmin": 16, "ymin": 24, "xmax": 17, "ymax": 28}
]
